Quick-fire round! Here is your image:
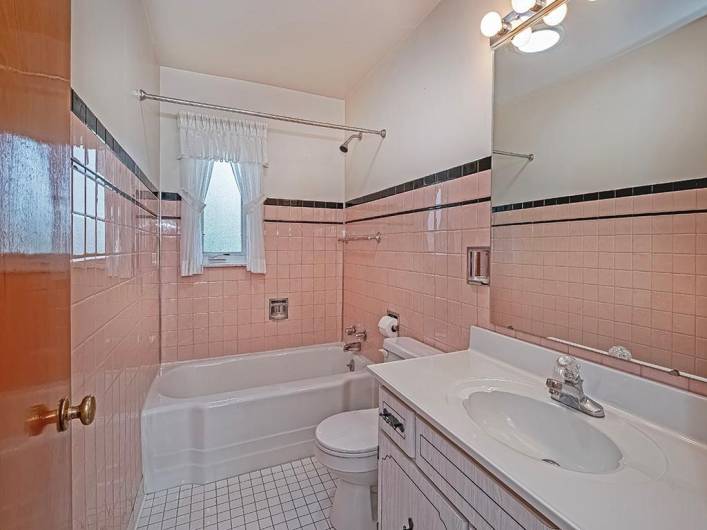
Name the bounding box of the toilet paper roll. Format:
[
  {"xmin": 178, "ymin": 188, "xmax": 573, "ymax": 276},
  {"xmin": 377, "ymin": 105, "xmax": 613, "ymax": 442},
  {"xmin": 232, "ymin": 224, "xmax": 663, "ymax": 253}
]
[{"xmin": 378, "ymin": 315, "xmax": 399, "ymax": 338}]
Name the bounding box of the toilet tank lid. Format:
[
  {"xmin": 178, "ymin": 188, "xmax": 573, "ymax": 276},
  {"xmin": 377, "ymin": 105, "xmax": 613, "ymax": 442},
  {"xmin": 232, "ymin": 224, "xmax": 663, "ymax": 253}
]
[{"xmin": 382, "ymin": 337, "xmax": 441, "ymax": 359}]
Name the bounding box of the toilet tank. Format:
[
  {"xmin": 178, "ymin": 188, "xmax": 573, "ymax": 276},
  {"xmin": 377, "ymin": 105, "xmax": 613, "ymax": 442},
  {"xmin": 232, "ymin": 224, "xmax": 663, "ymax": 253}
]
[{"xmin": 382, "ymin": 337, "xmax": 442, "ymax": 362}]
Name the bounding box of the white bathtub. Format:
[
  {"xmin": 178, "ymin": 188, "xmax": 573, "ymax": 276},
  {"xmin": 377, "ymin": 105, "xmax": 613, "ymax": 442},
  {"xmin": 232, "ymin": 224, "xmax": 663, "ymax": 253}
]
[{"xmin": 141, "ymin": 343, "xmax": 376, "ymax": 492}]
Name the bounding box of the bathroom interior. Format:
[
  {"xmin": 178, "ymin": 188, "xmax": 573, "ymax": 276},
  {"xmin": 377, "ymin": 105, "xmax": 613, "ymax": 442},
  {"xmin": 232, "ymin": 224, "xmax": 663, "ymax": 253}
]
[{"xmin": 2, "ymin": 0, "xmax": 706, "ymax": 529}]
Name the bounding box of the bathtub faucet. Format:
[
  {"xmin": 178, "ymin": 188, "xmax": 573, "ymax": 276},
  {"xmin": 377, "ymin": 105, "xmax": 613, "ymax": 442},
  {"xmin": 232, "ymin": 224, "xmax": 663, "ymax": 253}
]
[
  {"xmin": 345, "ymin": 325, "xmax": 367, "ymax": 342},
  {"xmin": 344, "ymin": 341, "xmax": 362, "ymax": 353}
]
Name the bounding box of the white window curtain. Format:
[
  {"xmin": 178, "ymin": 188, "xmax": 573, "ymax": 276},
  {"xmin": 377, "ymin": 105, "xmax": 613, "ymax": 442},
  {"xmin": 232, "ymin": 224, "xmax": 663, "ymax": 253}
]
[
  {"xmin": 179, "ymin": 158, "xmax": 214, "ymax": 276},
  {"xmin": 230, "ymin": 162, "xmax": 266, "ymax": 273},
  {"xmin": 177, "ymin": 111, "xmax": 268, "ymax": 276}
]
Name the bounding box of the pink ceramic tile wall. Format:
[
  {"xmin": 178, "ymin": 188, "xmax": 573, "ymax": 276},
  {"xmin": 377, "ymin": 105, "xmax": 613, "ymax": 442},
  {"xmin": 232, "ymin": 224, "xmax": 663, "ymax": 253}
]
[
  {"xmin": 491, "ymin": 190, "xmax": 707, "ymax": 385},
  {"xmin": 70, "ymin": 117, "xmax": 160, "ymax": 529},
  {"xmin": 160, "ymin": 204, "xmax": 343, "ymax": 361},
  {"xmin": 343, "ymin": 171, "xmax": 492, "ymax": 360}
]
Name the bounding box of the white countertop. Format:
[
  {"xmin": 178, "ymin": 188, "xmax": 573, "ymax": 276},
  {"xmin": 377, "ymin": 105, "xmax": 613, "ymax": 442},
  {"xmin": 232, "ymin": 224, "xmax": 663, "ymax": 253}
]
[{"xmin": 368, "ymin": 329, "xmax": 707, "ymax": 530}]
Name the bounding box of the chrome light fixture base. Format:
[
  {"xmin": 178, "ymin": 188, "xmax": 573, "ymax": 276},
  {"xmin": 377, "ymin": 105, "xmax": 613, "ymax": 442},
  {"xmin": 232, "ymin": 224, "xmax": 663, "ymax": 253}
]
[{"xmin": 489, "ymin": 0, "xmax": 569, "ymax": 50}]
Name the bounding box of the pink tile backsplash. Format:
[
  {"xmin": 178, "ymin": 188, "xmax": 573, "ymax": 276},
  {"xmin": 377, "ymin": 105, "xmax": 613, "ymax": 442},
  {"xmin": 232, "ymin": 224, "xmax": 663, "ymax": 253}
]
[
  {"xmin": 343, "ymin": 171, "xmax": 492, "ymax": 360},
  {"xmin": 70, "ymin": 117, "xmax": 160, "ymax": 529},
  {"xmin": 160, "ymin": 203, "xmax": 343, "ymax": 362},
  {"xmin": 492, "ymin": 195, "xmax": 707, "ymax": 381}
]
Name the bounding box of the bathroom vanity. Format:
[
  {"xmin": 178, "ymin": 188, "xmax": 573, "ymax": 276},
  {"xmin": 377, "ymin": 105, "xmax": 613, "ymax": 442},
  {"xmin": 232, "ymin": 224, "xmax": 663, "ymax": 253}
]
[{"xmin": 369, "ymin": 328, "xmax": 707, "ymax": 530}]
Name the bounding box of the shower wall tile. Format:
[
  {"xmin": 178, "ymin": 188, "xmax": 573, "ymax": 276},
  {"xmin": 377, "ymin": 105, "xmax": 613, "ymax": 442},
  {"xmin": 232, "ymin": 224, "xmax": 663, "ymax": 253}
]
[
  {"xmin": 491, "ymin": 194, "xmax": 707, "ymax": 381},
  {"xmin": 160, "ymin": 203, "xmax": 343, "ymax": 362},
  {"xmin": 70, "ymin": 116, "xmax": 160, "ymax": 530},
  {"xmin": 345, "ymin": 170, "xmax": 491, "ymax": 223},
  {"xmin": 264, "ymin": 204, "xmax": 344, "ymax": 224},
  {"xmin": 343, "ymin": 170, "xmax": 492, "ymax": 360}
]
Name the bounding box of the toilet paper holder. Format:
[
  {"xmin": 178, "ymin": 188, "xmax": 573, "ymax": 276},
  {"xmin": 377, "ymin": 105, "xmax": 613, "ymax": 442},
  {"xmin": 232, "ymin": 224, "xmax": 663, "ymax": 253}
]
[{"xmin": 386, "ymin": 310, "xmax": 399, "ymax": 333}]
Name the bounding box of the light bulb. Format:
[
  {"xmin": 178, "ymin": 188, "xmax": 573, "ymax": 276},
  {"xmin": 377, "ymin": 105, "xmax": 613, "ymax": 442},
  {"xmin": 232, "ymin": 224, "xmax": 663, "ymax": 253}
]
[
  {"xmin": 517, "ymin": 28, "xmax": 561, "ymax": 53},
  {"xmin": 512, "ymin": 26, "xmax": 533, "ymax": 48},
  {"xmin": 511, "ymin": 0, "xmax": 536, "ymax": 14},
  {"xmin": 543, "ymin": 3, "xmax": 567, "ymax": 26},
  {"xmin": 510, "ymin": 16, "xmax": 532, "ymax": 48},
  {"xmin": 480, "ymin": 11, "xmax": 503, "ymax": 37}
]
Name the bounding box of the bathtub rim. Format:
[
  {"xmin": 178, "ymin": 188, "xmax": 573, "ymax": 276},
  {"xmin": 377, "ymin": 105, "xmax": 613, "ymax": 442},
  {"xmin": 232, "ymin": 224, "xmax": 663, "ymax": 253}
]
[
  {"xmin": 145, "ymin": 343, "xmax": 373, "ymax": 409},
  {"xmin": 158, "ymin": 341, "xmax": 345, "ymax": 376}
]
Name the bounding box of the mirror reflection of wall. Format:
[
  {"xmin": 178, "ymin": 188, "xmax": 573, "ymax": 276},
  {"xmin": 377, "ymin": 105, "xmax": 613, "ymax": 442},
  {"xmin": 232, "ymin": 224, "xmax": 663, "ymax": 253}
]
[{"xmin": 490, "ymin": 2, "xmax": 707, "ymax": 378}]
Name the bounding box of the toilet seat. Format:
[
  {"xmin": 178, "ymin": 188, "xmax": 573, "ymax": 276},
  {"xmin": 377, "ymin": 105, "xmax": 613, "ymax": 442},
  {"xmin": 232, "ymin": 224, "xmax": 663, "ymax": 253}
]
[{"xmin": 315, "ymin": 408, "xmax": 378, "ymax": 458}]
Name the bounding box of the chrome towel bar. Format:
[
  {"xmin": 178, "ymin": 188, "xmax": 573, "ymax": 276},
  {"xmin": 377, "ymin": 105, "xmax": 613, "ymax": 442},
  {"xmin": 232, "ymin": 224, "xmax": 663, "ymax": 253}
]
[{"xmin": 338, "ymin": 232, "xmax": 382, "ymax": 244}]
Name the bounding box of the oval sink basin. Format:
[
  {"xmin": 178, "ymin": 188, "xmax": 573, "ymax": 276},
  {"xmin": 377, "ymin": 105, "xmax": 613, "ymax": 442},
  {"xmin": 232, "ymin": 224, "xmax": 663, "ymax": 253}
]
[{"xmin": 464, "ymin": 390, "xmax": 623, "ymax": 473}]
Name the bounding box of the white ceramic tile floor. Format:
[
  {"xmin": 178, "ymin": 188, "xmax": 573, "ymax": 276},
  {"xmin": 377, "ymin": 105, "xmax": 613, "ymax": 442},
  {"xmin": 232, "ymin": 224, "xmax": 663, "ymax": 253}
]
[{"xmin": 136, "ymin": 457, "xmax": 337, "ymax": 530}]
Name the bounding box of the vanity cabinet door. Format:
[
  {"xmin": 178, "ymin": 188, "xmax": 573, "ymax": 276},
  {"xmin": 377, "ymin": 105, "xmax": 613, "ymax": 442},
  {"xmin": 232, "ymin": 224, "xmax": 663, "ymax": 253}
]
[
  {"xmin": 415, "ymin": 419, "xmax": 558, "ymax": 530},
  {"xmin": 379, "ymin": 432, "xmax": 468, "ymax": 530}
]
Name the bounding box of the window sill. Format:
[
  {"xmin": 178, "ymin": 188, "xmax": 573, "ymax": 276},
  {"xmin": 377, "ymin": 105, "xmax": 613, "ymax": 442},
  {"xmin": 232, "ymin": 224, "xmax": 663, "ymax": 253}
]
[{"xmin": 204, "ymin": 261, "xmax": 246, "ymax": 268}]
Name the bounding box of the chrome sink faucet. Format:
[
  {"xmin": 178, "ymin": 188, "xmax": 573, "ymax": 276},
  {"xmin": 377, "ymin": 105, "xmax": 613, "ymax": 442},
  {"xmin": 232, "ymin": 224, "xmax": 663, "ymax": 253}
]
[{"xmin": 546, "ymin": 356, "xmax": 605, "ymax": 418}]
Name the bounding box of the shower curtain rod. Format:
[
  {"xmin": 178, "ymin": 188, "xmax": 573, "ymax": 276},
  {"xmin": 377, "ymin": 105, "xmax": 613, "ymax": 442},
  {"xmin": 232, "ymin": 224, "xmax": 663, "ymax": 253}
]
[
  {"xmin": 493, "ymin": 149, "xmax": 535, "ymax": 161},
  {"xmin": 137, "ymin": 89, "xmax": 387, "ymax": 138}
]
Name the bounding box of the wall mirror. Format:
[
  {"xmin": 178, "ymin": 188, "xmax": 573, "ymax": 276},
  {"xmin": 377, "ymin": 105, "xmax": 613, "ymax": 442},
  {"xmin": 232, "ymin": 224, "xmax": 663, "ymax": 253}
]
[{"xmin": 490, "ymin": 0, "xmax": 707, "ymax": 379}]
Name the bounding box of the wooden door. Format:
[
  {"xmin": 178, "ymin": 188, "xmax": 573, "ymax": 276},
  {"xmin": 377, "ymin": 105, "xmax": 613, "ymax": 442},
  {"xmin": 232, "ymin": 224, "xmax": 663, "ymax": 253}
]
[
  {"xmin": 379, "ymin": 434, "xmax": 468, "ymax": 530},
  {"xmin": 0, "ymin": 1, "xmax": 73, "ymax": 529}
]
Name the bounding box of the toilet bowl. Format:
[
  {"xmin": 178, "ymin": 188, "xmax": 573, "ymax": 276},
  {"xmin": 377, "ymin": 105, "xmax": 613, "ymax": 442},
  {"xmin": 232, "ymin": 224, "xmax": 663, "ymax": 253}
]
[
  {"xmin": 314, "ymin": 337, "xmax": 441, "ymax": 530},
  {"xmin": 315, "ymin": 409, "xmax": 379, "ymax": 530}
]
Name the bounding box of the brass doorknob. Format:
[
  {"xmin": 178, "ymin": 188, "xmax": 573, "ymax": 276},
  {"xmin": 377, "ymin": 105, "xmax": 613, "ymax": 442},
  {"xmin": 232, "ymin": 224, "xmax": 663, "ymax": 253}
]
[
  {"xmin": 26, "ymin": 395, "xmax": 96, "ymax": 436},
  {"xmin": 59, "ymin": 395, "xmax": 96, "ymax": 431}
]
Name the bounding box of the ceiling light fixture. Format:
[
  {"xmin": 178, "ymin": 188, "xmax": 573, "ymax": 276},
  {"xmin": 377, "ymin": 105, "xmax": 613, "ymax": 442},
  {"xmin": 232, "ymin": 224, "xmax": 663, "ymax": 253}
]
[
  {"xmin": 516, "ymin": 28, "xmax": 562, "ymax": 53},
  {"xmin": 480, "ymin": 11, "xmax": 505, "ymax": 38},
  {"xmin": 511, "ymin": 16, "xmax": 533, "ymax": 48},
  {"xmin": 479, "ymin": 0, "xmax": 583, "ymax": 51},
  {"xmin": 511, "ymin": 0, "xmax": 540, "ymax": 14},
  {"xmin": 542, "ymin": 0, "xmax": 568, "ymax": 26}
]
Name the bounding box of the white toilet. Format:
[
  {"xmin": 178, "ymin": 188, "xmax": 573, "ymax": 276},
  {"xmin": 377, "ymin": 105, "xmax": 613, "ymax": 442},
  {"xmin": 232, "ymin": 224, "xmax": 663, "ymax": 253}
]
[{"xmin": 314, "ymin": 337, "xmax": 441, "ymax": 530}]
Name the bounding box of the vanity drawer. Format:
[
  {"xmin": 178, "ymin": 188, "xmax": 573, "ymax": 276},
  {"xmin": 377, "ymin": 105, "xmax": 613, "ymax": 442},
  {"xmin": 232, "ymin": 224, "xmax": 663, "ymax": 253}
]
[
  {"xmin": 379, "ymin": 386, "xmax": 416, "ymax": 457},
  {"xmin": 379, "ymin": 431, "xmax": 468, "ymax": 530},
  {"xmin": 416, "ymin": 419, "xmax": 557, "ymax": 530}
]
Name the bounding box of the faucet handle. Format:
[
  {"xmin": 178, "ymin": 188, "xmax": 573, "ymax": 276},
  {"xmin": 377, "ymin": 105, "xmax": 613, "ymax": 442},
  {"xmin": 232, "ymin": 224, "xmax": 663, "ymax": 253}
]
[
  {"xmin": 545, "ymin": 377, "xmax": 562, "ymax": 394},
  {"xmin": 555, "ymin": 355, "xmax": 581, "ymax": 384}
]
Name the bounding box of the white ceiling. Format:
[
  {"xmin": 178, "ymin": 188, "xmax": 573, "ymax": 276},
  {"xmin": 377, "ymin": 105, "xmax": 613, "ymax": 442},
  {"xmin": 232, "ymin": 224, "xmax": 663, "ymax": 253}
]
[
  {"xmin": 495, "ymin": 0, "xmax": 707, "ymax": 104},
  {"xmin": 142, "ymin": 0, "xmax": 442, "ymax": 99}
]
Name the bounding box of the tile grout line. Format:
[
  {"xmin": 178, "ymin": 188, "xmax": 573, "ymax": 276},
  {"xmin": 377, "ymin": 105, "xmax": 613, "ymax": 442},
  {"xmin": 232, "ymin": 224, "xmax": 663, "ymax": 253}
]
[{"xmin": 136, "ymin": 457, "xmax": 336, "ymax": 530}]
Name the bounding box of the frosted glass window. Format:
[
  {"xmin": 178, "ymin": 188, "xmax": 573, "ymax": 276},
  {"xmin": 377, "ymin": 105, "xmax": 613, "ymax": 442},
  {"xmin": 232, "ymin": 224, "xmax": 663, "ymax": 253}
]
[
  {"xmin": 72, "ymin": 214, "xmax": 85, "ymax": 256},
  {"xmin": 203, "ymin": 162, "xmax": 244, "ymax": 264},
  {"xmin": 96, "ymin": 183, "xmax": 105, "ymax": 219},
  {"xmin": 85, "ymin": 176, "xmax": 96, "ymax": 217},
  {"xmin": 97, "ymin": 220, "xmax": 106, "ymax": 254},
  {"xmin": 72, "ymin": 169, "xmax": 85, "ymax": 214},
  {"xmin": 85, "ymin": 217, "xmax": 96, "ymax": 254}
]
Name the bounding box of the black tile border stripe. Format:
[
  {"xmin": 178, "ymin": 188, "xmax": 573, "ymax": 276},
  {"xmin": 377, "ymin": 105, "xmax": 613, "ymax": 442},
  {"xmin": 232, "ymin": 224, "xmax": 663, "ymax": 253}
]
[
  {"xmin": 492, "ymin": 208, "xmax": 707, "ymax": 228},
  {"xmin": 264, "ymin": 219, "xmax": 343, "ymax": 225},
  {"xmin": 72, "ymin": 158, "xmax": 158, "ymax": 218},
  {"xmin": 265, "ymin": 198, "xmax": 344, "ymax": 209},
  {"xmin": 492, "ymin": 177, "xmax": 707, "ymax": 213},
  {"xmin": 161, "ymin": 192, "xmax": 181, "ymax": 201},
  {"xmin": 160, "ymin": 216, "xmax": 342, "ymax": 225},
  {"xmin": 346, "ymin": 156, "xmax": 491, "ymax": 208},
  {"xmin": 346, "ymin": 196, "xmax": 491, "ymax": 224},
  {"xmin": 71, "ymin": 89, "xmax": 158, "ymax": 194},
  {"xmin": 162, "ymin": 194, "xmax": 345, "ymax": 209}
]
